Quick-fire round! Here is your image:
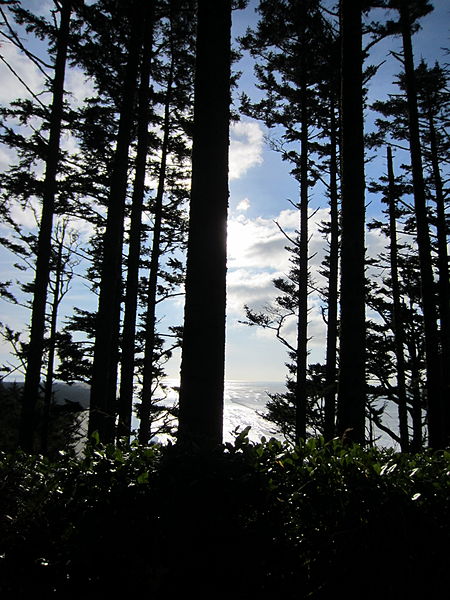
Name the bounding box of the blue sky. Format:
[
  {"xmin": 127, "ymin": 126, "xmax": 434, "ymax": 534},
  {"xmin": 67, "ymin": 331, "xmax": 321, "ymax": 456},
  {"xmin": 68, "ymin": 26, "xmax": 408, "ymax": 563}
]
[
  {"xmin": 0, "ymin": 0, "xmax": 449, "ymax": 384},
  {"xmin": 222, "ymin": 0, "xmax": 450, "ymax": 380}
]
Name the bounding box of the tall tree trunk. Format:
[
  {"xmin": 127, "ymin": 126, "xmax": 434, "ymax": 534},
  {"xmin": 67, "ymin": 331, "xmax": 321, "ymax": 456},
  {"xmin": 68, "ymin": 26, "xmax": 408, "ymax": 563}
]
[
  {"xmin": 336, "ymin": 0, "xmax": 366, "ymax": 444},
  {"xmin": 41, "ymin": 232, "xmax": 64, "ymax": 455},
  {"xmin": 177, "ymin": 0, "xmax": 231, "ymax": 451},
  {"xmin": 323, "ymin": 100, "xmax": 339, "ymax": 441},
  {"xmin": 407, "ymin": 326, "xmax": 423, "ymax": 451},
  {"xmin": 89, "ymin": 3, "xmax": 143, "ymax": 444},
  {"xmin": 138, "ymin": 54, "xmax": 174, "ymax": 446},
  {"xmin": 117, "ymin": 6, "xmax": 154, "ymax": 443},
  {"xmin": 426, "ymin": 107, "xmax": 450, "ymax": 445},
  {"xmin": 19, "ymin": 0, "xmax": 71, "ymax": 452},
  {"xmin": 387, "ymin": 145, "xmax": 409, "ymax": 451},
  {"xmin": 294, "ymin": 75, "xmax": 309, "ymax": 442},
  {"xmin": 399, "ymin": 3, "xmax": 444, "ymax": 448}
]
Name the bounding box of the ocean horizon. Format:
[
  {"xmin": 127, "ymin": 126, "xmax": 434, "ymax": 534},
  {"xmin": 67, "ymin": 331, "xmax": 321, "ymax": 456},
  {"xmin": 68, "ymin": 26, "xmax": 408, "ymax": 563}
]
[
  {"xmin": 2, "ymin": 379, "xmax": 400, "ymax": 449},
  {"xmin": 146, "ymin": 379, "xmax": 284, "ymax": 444},
  {"xmin": 157, "ymin": 379, "xmax": 400, "ymax": 449}
]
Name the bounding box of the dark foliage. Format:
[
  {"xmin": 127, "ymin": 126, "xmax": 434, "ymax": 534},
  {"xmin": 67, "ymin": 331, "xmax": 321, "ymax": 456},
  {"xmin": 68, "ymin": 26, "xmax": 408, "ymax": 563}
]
[
  {"xmin": 0, "ymin": 436, "xmax": 448, "ymax": 598},
  {"xmin": 0, "ymin": 382, "xmax": 83, "ymax": 457}
]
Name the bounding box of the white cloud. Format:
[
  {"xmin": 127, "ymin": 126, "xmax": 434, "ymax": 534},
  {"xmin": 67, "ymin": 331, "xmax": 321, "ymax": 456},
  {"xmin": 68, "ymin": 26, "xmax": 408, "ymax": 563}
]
[
  {"xmin": 8, "ymin": 200, "xmax": 40, "ymax": 230},
  {"xmin": 227, "ymin": 268, "xmax": 280, "ymax": 314},
  {"xmin": 0, "ymin": 41, "xmax": 44, "ymax": 105},
  {"xmin": 0, "ymin": 146, "xmax": 15, "ymax": 171},
  {"xmin": 65, "ymin": 68, "xmax": 95, "ymax": 108},
  {"xmin": 236, "ymin": 197, "xmax": 250, "ymax": 212},
  {"xmin": 275, "ymin": 208, "xmax": 299, "ymax": 230},
  {"xmin": 226, "ymin": 206, "xmax": 331, "ymax": 320},
  {"xmin": 227, "ymin": 214, "xmax": 289, "ymax": 271},
  {"xmin": 227, "ymin": 206, "xmax": 332, "ymax": 274},
  {"xmin": 229, "ymin": 120, "xmax": 264, "ymax": 180},
  {"xmin": 225, "ymin": 202, "xmax": 360, "ymax": 366}
]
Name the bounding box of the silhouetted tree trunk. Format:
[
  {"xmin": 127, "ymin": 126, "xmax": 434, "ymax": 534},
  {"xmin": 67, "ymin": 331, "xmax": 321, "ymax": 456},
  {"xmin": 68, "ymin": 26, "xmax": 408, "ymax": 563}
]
[
  {"xmin": 407, "ymin": 325, "xmax": 423, "ymax": 450},
  {"xmin": 89, "ymin": 3, "xmax": 144, "ymax": 443},
  {"xmin": 336, "ymin": 0, "xmax": 366, "ymax": 444},
  {"xmin": 426, "ymin": 106, "xmax": 450, "ymax": 445},
  {"xmin": 40, "ymin": 232, "xmax": 64, "ymax": 455},
  {"xmin": 19, "ymin": 0, "xmax": 71, "ymax": 452},
  {"xmin": 138, "ymin": 56, "xmax": 174, "ymax": 446},
  {"xmin": 387, "ymin": 145, "xmax": 409, "ymax": 451},
  {"xmin": 399, "ymin": 2, "xmax": 444, "ymax": 448},
  {"xmin": 294, "ymin": 76, "xmax": 309, "ymax": 443},
  {"xmin": 323, "ymin": 101, "xmax": 339, "ymax": 441},
  {"xmin": 117, "ymin": 5, "xmax": 154, "ymax": 443},
  {"xmin": 177, "ymin": 0, "xmax": 231, "ymax": 450}
]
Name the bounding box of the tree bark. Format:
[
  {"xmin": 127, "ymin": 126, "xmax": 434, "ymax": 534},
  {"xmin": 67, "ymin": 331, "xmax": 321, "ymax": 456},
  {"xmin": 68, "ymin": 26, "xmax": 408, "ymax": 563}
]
[
  {"xmin": 323, "ymin": 100, "xmax": 339, "ymax": 441},
  {"xmin": 177, "ymin": 0, "xmax": 231, "ymax": 451},
  {"xmin": 89, "ymin": 2, "xmax": 144, "ymax": 444},
  {"xmin": 407, "ymin": 322, "xmax": 423, "ymax": 451},
  {"xmin": 425, "ymin": 107, "xmax": 450, "ymax": 445},
  {"xmin": 117, "ymin": 5, "xmax": 154, "ymax": 443},
  {"xmin": 336, "ymin": 0, "xmax": 366, "ymax": 444},
  {"xmin": 19, "ymin": 0, "xmax": 71, "ymax": 452},
  {"xmin": 399, "ymin": 3, "xmax": 444, "ymax": 448},
  {"xmin": 138, "ymin": 55, "xmax": 174, "ymax": 446},
  {"xmin": 294, "ymin": 73, "xmax": 309, "ymax": 443},
  {"xmin": 387, "ymin": 145, "xmax": 409, "ymax": 451},
  {"xmin": 40, "ymin": 232, "xmax": 64, "ymax": 455}
]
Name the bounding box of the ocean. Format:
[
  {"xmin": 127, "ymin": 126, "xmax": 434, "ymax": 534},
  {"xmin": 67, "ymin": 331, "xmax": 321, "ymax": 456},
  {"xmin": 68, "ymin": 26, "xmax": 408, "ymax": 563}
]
[
  {"xmin": 146, "ymin": 379, "xmax": 283, "ymax": 445},
  {"xmin": 3, "ymin": 379, "xmax": 400, "ymax": 450},
  {"xmin": 154, "ymin": 380, "xmax": 400, "ymax": 449}
]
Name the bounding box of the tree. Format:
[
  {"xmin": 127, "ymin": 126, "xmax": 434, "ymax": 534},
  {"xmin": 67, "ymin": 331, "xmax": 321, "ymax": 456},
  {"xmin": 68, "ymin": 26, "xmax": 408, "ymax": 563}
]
[
  {"xmin": 41, "ymin": 220, "xmax": 80, "ymax": 454},
  {"xmin": 0, "ymin": 380, "xmax": 83, "ymax": 457},
  {"xmin": 177, "ymin": 0, "xmax": 232, "ymax": 450},
  {"xmin": 88, "ymin": 0, "xmax": 146, "ymax": 443},
  {"xmin": 40, "ymin": 0, "xmax": 191, "ymax": 446},
  {"xmin": 314, "ymin": 35, "xmax": 341, "ymax": 442},
  {"xmin": 367, "ymin": 147, "xmax": 410, "ymax": 449},
  {"xmin": 116, "ymin": 1, "xmax": 155, "ymax": 443},
  {"xmin": 397, "ymin": 1, "xmax": 443, "ymax": 449},
  {"xmin": 391, "ymin": 0, "xmax": 444, "ymax": 448},
  {"xmin": 386, "ymin": 145, "xmax": 409, "ymax": 450},
  {"xmin": 369, "ymin": 0, "xmax": 445, "ymax": 448},
  {"xmin": 369, "ymin": 55, "xmax": 450, "ymax": 448},
  {"xmin": 365, "ymin": 241, "xmax": 427, "ymax": 449},
  {"xmin": 413, "ymin": 60, "xmax": 450, "ymax": 445},
  {"xmin": 19, "ymin": 0, "xmax": 72, "ymax": 452},
  {"xmin": 293, "ymin": 0, "xmax": 310, "ymax": 442},
  {"xmin": 241, "ymin": 271, "xmax": 325, "ymax": 442},
  {"xmin": 138, "ymin": 0, "xmax": 194, "ymax": 445},
  {"xmin": 336, "ymin": 0, "xmax": 366, "ymax": 444},
  {"xmin": 240, "ymin": 0, "xmax": 338, "ymax": 442}
]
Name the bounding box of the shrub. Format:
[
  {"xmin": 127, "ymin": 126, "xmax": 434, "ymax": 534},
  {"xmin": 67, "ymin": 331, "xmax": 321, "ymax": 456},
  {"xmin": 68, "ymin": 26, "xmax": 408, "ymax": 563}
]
[{"xmin": 0, "ymin": 436, "xmax": 448, "ymax": 598}]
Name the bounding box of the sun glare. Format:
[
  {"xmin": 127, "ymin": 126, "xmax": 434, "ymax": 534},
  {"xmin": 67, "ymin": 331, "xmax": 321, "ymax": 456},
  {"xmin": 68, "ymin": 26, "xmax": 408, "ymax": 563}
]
[{"xmin": 227, "ymin": 217, "xmax": 251, "ymax": 266}]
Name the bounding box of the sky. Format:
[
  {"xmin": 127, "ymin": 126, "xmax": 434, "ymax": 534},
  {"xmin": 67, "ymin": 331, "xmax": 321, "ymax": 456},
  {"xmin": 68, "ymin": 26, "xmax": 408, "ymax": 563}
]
[{"xmin": 0, "ymin": 0, "xmax": 449, "ymax": 385}]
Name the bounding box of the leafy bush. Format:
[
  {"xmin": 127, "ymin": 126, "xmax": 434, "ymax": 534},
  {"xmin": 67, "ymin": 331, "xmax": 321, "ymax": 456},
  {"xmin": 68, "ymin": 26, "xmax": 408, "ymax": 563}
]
[{"xmin": 0, "ymin": 436, "xmax": 448, "ymax": 598}]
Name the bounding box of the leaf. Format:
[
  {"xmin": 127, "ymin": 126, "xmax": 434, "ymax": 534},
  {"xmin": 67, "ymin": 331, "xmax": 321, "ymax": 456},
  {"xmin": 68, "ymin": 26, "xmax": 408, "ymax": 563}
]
[
  {"xmin": 90, "ymin": 431, "xmax": 100, "ymax": 446},
  {"xmin": 137, "ymin": 471, "xmax": 149, "ymax": 485},
  {"xmin": 380, "ymin": 462, "xmax": 397, "ymax": 476}
]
